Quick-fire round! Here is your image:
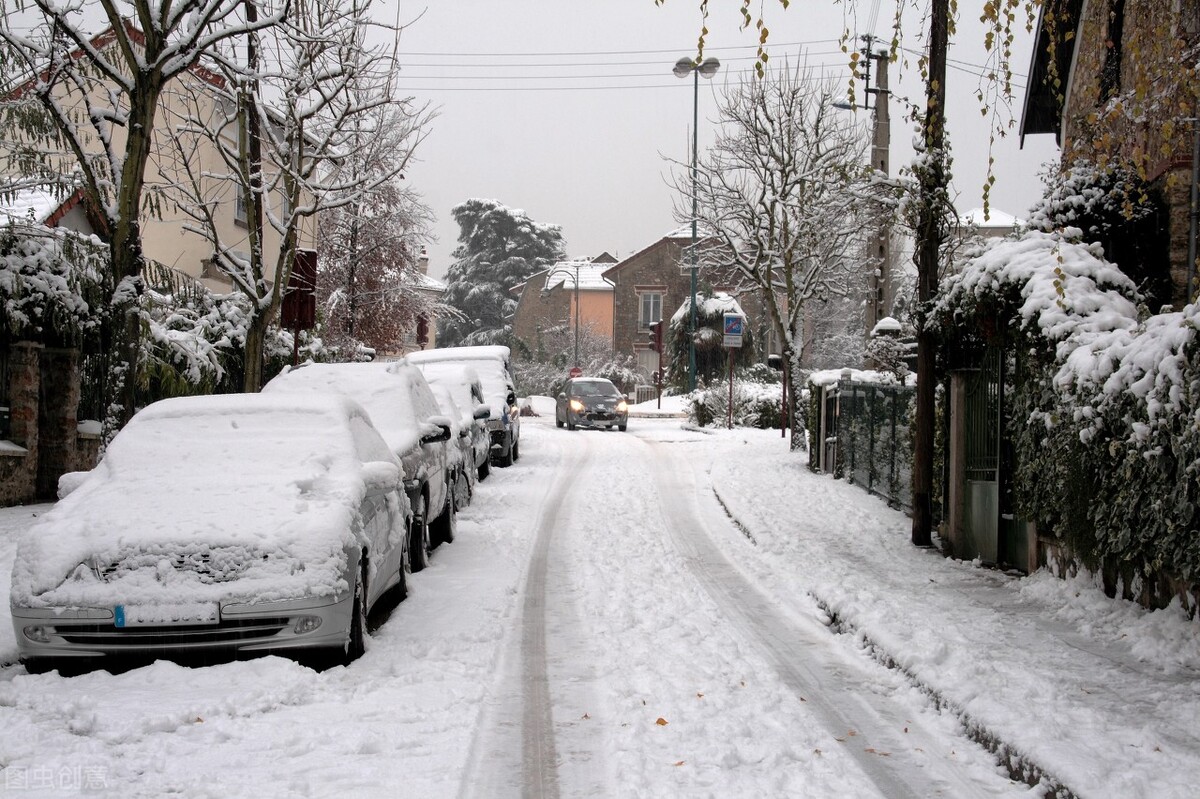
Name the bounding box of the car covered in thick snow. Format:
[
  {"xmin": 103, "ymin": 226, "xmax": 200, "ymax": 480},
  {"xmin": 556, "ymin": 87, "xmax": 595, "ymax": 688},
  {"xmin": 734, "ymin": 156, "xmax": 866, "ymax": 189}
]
[
  {"xmin": 407, "ymin": 345, "xmax": 521, "ymax": 467},
  {"xmin": 413, "ymin": 360, "xmax": 492, "ymax": 483},
  {"xmin": 9, "ymin": 394, "xmax": 410, "ymax": 673},
  {"xmin": 263, "ymin": 360, "xmax": 456, "ymax": 562}
]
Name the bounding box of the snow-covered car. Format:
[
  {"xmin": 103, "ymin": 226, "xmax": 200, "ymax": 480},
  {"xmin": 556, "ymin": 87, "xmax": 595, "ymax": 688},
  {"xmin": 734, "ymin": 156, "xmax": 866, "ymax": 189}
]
[
  {"xmin": 556, "ymin": 377, "xmax": 629, "ymax": 431},
  {"xmin": 413, "ymin": 360, "xmax": 492, "ymax": 483},
  {"xmin": 9, "ymin": 394, "xmax": 410, "ymax": 674},
  {"xmin": 428, "ymin": 384, "xmax": 480, "ymax": 510},
  {"xmin": 263, "ymin": 361, "xmax": 456, "ymax": 563},
  {"xmin": 406, "ymin": 345, "xmax": 521, "ymax": 467}
]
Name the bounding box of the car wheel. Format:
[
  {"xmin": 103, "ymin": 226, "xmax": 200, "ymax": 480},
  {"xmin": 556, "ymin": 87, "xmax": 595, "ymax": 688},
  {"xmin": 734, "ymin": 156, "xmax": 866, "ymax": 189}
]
[
  {"xmin": 343, "ymin": 564, "xmax": 368, "ymax": 665},
  {"xmin": 618, "ymin": 423, "xmax": 627, "ymax": 432},
  {"xmin": 432, "ymin": 495, "xmax": 456, "ymax": 545},
  {"xmin": 395, "ymin": 539, "xmax": 409, "ymax": 602},
  {"xmin": 410, "ymin": 494, "xmax": 431, "ymax": 573},
  {"xmin": 478, "ymin": 458, "xmax": 490, "ymax": 481},
  {"xmin": 556, "ymin": 416, "xmax": 563, "ymax": 428},
  {"xmin": 567, "ymin": 419, "xmax": 576, "ymax": 431}
]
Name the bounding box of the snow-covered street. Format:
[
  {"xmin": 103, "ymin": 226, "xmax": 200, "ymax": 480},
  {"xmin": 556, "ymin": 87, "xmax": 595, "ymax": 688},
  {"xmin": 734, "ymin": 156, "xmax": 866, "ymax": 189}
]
[{"xmin": 2, "ymin": 406, "xmax": 1198, "ymax": 798}]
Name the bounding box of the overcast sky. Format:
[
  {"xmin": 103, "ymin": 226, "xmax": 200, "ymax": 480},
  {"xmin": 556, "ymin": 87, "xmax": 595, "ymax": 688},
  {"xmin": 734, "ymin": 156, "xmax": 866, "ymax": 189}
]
[{"xmin": 388, "ymin": 1, "xmax": 1061, "ymax": 279}]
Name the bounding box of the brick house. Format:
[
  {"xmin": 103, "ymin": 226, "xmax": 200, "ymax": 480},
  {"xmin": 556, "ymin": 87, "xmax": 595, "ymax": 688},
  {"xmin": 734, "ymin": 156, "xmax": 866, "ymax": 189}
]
[
  {"xmin": 1020, "ymin": 0, "xmax": 1200, "ymax": 306},
  {"xmin": 602, "ymin": 228, "xmax": 775, "ymax": 379},
  {"xmin": 510, "ymin": 254, "xmax": 617, "ymax": 361}
]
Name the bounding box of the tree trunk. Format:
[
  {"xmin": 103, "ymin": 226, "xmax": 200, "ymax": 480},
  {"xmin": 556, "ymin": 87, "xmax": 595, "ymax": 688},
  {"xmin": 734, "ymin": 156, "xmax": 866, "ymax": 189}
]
[
  {"xmin": 911, "ymin": 0, "xmax": 949, "ymax": 548},
  {"xmin": 243, "ymin": 314, "xmax": 268, "ymax": 392}
]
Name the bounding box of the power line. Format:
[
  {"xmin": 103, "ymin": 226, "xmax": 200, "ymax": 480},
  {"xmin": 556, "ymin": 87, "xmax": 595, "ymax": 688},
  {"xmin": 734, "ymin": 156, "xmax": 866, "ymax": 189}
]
[
  {"xmin": 394, "ymin": 39, "xmax": 843, "ymax": 59},
  {"xmin": 397, "ymin": 49, "xmax": 847, "ymax": 70}
]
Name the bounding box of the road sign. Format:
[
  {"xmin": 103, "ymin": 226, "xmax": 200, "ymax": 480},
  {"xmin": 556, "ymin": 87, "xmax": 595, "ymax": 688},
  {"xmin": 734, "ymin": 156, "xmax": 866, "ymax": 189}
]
[
  {"xmin": 569, "ymin": 366, "xmax": 583, "ymax": 378},
  {"xmin": 723, "ymin": 313, "xmax": 745, "ymax": 348}
]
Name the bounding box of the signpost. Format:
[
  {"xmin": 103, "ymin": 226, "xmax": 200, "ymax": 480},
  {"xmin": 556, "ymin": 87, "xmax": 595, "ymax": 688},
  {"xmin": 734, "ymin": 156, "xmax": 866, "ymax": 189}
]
[
  {"xmin": 723, "ymin": 314, "xmax": 744, "ymax": 429},
  {"xmin": 569, "ymin": 366, "xmax": 583, "ymax": 378}
]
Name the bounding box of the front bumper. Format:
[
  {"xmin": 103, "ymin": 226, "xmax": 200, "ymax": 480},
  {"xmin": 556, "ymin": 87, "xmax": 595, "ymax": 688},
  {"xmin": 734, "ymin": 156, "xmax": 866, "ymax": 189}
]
[
  {"xmin": 11, "ymin": 591, "xmax": 354, "ymax": 666},
  {"xmin": 568, "ymin": 409, "xmax": 627, "ymax": 427}
]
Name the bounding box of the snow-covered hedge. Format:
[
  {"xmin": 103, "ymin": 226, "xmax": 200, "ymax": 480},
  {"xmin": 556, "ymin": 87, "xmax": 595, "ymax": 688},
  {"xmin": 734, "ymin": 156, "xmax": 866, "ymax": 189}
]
[
  {"xmin": 935, "ymin": 229, "xmax": 1200, "ymax": 591},
  {"xmin": 0, "ymin": 222, "xmax": 107, "ymax": 343},
  {"xmin": 687, "ymin": 379, "xmax": 783, "ymax": 429}
]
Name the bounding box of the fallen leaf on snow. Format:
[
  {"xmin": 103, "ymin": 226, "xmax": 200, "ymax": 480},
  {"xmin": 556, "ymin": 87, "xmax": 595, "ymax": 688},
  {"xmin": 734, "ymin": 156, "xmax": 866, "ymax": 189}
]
[
  {"xmin": 673, "ymin": 761, "xmax": 685, "ymax": 767},
  {"xmin": 581, "ymin": 713, "xmax": 590, "ymax": 720},
  {"xmin": 656, "ymin": 718, "xmax": 669, "ymax": 726},
  {"xmin": 864, "ymin": 748, "xmax": 891, "ymax": 757}
]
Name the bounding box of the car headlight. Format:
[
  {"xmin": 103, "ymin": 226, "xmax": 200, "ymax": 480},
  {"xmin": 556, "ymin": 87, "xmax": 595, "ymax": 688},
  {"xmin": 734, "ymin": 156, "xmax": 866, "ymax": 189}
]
[
  {"xmin": 617, "ymin": 400, "xmax": 628, "ymax": 412},
  {"xmin": 569, "ymin": 399, "xmax": 584, "ymax": 412}
]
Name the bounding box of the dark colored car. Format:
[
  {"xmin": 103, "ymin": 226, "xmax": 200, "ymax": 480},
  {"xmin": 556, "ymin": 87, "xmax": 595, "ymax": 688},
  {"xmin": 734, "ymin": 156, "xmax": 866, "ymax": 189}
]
[{"xmin": 556, "ymin": 377, "xmax": 629, "ymax": 431}]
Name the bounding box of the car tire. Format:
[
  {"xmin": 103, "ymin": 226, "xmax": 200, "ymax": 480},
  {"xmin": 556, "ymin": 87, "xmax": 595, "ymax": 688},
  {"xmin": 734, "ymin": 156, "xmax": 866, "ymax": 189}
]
[
  {"xmin": 410, "ymin": 494, "xmax": 431, "ymax": 573},
  {"xmin": 433, "ymin": 495, "xmax": 456, "ymax": 545},
  {"xmin": 343, "ymin": 564, "xmax": 368, "ymax": 665},
  {"xmin": 567, "ymin": 419, "xmax": 576, "ymax": 431},
  {"xmin": 395, "ymin": 540, "xmax": 409, "ymax": 602},
  {"xmin": 556, "ymin": 417, "xmax": 564, "ymax": 428},
  {"xmin": 478, "ymin": 458, "xmax": 490, "ymax": 481},
  {"xmin": 618, "ymin": 423, "xmax": 627, "ymax": 432}
]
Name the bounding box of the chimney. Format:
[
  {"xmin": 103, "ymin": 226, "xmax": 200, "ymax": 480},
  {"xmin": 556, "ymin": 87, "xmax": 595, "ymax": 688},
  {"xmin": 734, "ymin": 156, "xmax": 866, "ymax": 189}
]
[{"xmin": 418, "ymin": 246, "xmax": 430, "ymax": 276}]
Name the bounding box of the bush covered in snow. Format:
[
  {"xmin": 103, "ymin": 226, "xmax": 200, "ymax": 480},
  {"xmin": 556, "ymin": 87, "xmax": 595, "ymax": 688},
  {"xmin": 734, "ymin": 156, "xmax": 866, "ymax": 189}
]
[
  {"xmin": 934, "ymin": 228, "xmax": 1200, "ymax": 595},
  {"xmin": 0, "ymin": 223, "xmax": 108, "ymax": 343},
  {"xmin": 687, "ymin": 379, "xmax": 783, "ymax": 429}
]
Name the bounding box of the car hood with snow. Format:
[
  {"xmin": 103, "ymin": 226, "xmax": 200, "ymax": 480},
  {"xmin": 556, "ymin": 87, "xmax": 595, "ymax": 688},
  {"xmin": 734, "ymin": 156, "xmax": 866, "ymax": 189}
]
[{"xmin": 9, "ymin": 393, "xmax": 402, "ymax": 612}]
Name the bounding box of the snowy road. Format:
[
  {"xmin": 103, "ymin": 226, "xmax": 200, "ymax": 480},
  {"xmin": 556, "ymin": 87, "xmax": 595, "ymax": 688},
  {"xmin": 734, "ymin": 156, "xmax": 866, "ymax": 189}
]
[{"xmin": 1, "ymin": 414, "xmax": 1035, "ymax": 797}]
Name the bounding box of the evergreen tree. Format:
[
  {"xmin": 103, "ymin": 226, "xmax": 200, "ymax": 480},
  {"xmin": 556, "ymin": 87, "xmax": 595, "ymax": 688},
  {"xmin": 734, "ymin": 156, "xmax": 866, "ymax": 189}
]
[{"xmin": 439, "ymin": 199, "xmax": 565, "ymax": 347}]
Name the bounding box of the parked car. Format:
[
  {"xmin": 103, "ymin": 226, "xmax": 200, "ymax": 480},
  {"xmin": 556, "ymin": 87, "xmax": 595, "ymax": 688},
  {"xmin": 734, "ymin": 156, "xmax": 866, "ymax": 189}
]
[
  {"xmin": 407, "ymin": 346, "xmax": 521, "ymax": 467},
  {"xmin": 556, "ymin": 377, "xmax": 629, "ymax": 431},
  {"xmin": 428, "ymin": 384, "xmax": 479, "ymax": 510},
  {"xmin": 264, "ymin": 361, "xmax": 455, "ymax": 564},
  {"xmin": 9, "ymin": 393, "xmax": 410, "ymax": 673},
  {"xmin": 411, "ymin": 361, "xmax": 492, "ymax": 482}
]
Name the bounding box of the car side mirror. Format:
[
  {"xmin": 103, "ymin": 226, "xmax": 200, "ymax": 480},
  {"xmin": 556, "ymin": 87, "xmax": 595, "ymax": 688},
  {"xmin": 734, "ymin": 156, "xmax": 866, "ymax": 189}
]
[
  {"xmin": 420, "ymin": 418, "xmax": 452, "ymax": 444},
  {"xmin": 506, "ymin": 392, "xmax": 517, "ymax": 406},
  {"xmin": 557, "ymin": 393, "xmax": 566, "ymax": 401},
  {"xmin": 362, "ymin": 461, "xmax": 402, "ymax": 497},
  {"xmin": 474, "ymin": 404, "xmax": 492, "ymax": 420}
]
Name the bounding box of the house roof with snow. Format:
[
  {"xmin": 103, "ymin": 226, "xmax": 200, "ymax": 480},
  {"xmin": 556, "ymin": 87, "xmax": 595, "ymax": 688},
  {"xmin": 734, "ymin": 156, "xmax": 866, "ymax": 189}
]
[
  {"xmin": 958, "ymin": 207, "xmax": 1024, "ymax": 230},
  {"xmin": 542, "ymin": 260, "xmax": 615, "ymax": 292}
]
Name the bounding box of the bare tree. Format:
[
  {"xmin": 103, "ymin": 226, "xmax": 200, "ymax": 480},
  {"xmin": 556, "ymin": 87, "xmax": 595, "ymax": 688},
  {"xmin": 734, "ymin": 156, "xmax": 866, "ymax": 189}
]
[
  {"xmin": 160, "ymin": 0, "xmax": 431, "ymax": 389},
  {"xmin": 0, "ymin": 0, "xmax": 283, "ymax": 426},
  {"xmin": 316, "ymin": 102, "xmax": 438, "ymax": 358},
  {"xmin": 679, "ymin": 64, "xmax": 879, "ymax": 450}
]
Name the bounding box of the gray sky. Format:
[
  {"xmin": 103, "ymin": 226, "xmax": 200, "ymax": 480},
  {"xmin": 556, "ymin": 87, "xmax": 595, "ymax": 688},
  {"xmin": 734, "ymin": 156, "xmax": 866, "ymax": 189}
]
[{"xmin": 390, "ymin": 1, "xmax": 1060, "ymax": 279}]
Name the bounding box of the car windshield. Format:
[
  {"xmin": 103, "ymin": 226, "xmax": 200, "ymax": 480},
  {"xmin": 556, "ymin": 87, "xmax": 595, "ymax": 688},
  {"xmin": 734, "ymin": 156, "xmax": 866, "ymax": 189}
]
[{"xmin": 573, "ymin": 381, "xmax": 619, "ymax": 397}]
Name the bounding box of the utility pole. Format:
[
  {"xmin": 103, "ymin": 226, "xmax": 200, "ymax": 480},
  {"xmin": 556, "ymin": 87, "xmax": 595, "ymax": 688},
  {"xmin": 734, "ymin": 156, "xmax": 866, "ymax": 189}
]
[
  {"xmin": 912, "ymin": 0, "xmax": 950, "ymax": 547},
  {"xmin": 866, "ymin": 38, "xmax": 892, "ymax": 333}
]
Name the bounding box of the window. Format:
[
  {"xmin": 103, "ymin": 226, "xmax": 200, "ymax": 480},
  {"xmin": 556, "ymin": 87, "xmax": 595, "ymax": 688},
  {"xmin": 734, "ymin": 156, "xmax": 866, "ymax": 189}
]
[
  {"xmin": 234, "ymin": 190, "xmax": 248, "ymax": 226},
  {"xmin": 639, "ymin": 292, "xmax": 662, "ymax": 328}
]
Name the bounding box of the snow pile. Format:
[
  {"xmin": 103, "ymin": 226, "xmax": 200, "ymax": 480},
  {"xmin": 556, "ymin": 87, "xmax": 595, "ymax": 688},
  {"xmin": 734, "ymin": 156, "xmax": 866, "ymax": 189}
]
[
  {"xmin": 807, "ymin": 367, "xmax": 910, "ymax": 388},
  {"xmin": 10, "ymin": 394, "xmax": 396, "ymax": 609}
]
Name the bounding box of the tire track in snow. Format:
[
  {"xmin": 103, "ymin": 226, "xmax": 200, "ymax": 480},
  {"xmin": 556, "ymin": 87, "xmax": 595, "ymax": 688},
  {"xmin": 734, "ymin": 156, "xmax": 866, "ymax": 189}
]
[
  {"xmin": 458, "ymin": 432, "xmax": 592, "ymax": 799},
  {"xmin": 645, "ymin": 439, "xmax": 1014, "ymax": 799}
]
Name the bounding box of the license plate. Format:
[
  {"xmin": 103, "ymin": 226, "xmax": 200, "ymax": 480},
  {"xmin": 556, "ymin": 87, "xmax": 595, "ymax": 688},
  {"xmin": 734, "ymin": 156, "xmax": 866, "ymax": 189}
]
[{"xmin": 114, "ymin": 603, "xmax": 220, "ymax": 627}]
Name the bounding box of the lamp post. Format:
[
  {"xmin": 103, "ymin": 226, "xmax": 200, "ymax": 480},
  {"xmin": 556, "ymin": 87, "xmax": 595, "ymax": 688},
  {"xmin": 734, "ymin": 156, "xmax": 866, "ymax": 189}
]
[{"xmin": 674, "ymin": 55, "xmax": 720, "ymax": 392}]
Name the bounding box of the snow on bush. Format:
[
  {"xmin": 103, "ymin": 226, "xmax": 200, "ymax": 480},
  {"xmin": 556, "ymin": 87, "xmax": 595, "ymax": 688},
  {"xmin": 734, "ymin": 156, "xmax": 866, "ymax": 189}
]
[
  {"xmin": 687, "ymin": 379, "xmax": 782, "ymax": 429},
  {"xmin": 0, "ymin": 223, "xmax": 107, "ymax": 340}
]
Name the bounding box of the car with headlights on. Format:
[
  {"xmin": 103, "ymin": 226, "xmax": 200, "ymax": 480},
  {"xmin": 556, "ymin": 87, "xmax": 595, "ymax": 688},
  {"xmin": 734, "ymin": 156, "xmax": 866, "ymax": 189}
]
[
  {"xmin": 556, "ymin": 377, "xmax": 629, "ymax": 431},
  {"xmin": 264, "ymin": 360, "xmax": 456, "ymax": 561},
  {"xmin": 10, "ymin": 393, "xmax": 410, "ymax": 674}
]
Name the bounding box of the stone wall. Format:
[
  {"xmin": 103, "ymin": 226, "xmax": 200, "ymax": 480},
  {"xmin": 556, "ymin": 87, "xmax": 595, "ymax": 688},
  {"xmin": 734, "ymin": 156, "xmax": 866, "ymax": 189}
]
[{"xmin": 0, "ymin": 342, "xmax": 41, "ymax": 506}]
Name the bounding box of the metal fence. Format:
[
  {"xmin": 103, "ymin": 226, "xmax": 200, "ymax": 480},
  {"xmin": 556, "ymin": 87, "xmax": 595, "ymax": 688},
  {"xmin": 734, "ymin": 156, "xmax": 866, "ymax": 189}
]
[{"xmin": 836, "ymin": 380, "xmax": 915, "ymax": 510}]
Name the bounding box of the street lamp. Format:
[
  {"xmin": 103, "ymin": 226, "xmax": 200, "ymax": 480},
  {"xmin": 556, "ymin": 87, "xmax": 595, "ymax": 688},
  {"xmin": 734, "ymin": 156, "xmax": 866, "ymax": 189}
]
[
  {"xmin": 541, "ymin": 262, "xmax": 583, "ymax": 369},
  {"xmin": 674, "ymin": 55, "xmax": 720, "ymax": 392}
]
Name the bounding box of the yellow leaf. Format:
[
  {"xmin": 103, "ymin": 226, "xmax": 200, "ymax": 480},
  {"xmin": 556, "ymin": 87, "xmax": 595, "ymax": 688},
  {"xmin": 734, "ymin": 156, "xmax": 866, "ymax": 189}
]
[{"xmin": 656, "ymin": 717, "xmax": 669, "ymax": 726}]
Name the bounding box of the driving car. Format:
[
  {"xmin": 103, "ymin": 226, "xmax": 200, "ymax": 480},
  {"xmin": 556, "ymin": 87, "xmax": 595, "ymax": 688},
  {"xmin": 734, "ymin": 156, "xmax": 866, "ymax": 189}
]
[
  {"xmin": 407, "ymin": 346, "xmax": 521, "ymax": 467},
  {"xmin": 9, "ymin": 393, "xmax": 410, "ymax": 674},
  {"xmin": 263, "ymin": 360, "xmax": 456, "ymax": 562},
  {"xmin": 411, "ymin": 360, "xmax": 492, "ymax": 482},
  {"xmin": 556, "ymin": 377, "xmax": 629, "ymax": 431}
]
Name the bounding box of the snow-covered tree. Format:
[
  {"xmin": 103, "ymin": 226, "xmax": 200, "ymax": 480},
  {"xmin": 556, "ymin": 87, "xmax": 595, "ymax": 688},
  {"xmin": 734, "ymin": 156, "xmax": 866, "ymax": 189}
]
[
  {"xmin": 680, "ymin": 65, "xmax": 878, "ymax": 450},
  {"xmin": 439, "ymin": 199, "xmax": 565, "ymax": 348},
  {"xmin": 158, "ymin": 0, "xmax": 425, "ymax": 390},
  {"xmin": 0, "ymin": 0, "xmax": 285, "ymax": 425},
  {"xmin": 316, "ymin": 103, "xmax": 438, "ymax": 358}
]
